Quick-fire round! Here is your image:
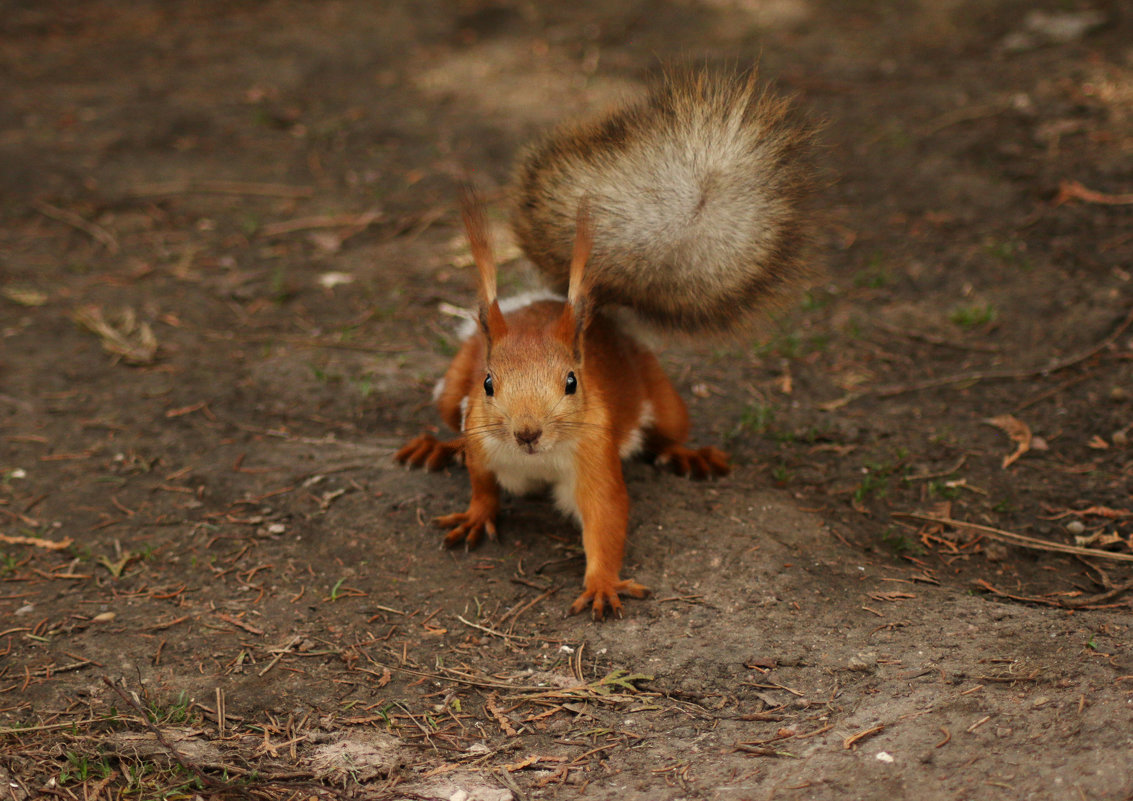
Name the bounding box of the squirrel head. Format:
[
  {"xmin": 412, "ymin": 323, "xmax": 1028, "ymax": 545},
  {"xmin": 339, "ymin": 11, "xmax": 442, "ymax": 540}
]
[{"xmin": 460, "ymin": 185, "xmax": 594, "ymax": 455}]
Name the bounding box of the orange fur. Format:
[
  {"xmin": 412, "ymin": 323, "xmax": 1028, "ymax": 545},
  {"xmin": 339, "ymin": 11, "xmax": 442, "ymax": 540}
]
[{"xmin": 397, "ymin": 196, "xmax": 730, "ymax": 619}]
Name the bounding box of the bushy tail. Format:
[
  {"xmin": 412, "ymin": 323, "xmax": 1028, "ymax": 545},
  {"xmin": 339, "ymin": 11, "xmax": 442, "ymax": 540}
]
[{"xmin": 512, "ymin": 69, "xmax": 817, "ymax": 333}]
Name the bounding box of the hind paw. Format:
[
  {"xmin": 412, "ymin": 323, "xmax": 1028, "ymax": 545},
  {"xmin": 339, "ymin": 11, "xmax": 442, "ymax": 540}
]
[{"xmin": 655, "ymin": 445, "xmax": 730, "ymax": 479}]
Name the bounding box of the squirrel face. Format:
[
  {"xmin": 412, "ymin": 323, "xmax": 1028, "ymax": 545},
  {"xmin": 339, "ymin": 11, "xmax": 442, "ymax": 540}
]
[
  {"xmin": 472, "ymin": 321, "xmax": 584, "ymax": 457},
  {"xmin": 456, "ymin": 181, "xmax": 595, "ymax": 465}
]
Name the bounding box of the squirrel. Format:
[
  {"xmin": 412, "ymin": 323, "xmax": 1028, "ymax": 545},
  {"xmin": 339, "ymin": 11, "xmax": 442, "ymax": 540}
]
[{"xmin": 396, "ymin": 69, "xmax": 815, "ymax": 619}]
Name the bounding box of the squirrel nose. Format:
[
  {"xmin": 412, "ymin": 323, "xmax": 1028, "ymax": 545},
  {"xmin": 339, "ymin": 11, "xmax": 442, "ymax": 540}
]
[{"xmin": 514, "ymin": 427, "xmax": 542, "ymax": 448}]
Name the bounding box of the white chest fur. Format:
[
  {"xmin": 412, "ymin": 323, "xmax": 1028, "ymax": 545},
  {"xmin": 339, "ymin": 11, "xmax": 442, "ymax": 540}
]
[
  {"xmin": 480, "ymin": 436, "xmax": 581, "ymax": 521},
  {"xmin": 618, "ymin": 400, "xmax": 654, "ymax": 459},
  {"xmin": 465, "ymin": 397, "xmax": 654, "ymax": 524}
]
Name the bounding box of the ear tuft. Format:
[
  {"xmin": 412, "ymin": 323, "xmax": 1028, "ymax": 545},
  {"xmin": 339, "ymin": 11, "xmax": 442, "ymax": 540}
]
[
  {"xmin": 459, "ymin": 182, "xmax": 507, "ymax": 344},
  {"xmin": 555, "ymin": 197, "xmax": 594, "ymax": 359},
  {"xmin": 566, "ymin": 196, "xmax": 593, "ymax": 308}
]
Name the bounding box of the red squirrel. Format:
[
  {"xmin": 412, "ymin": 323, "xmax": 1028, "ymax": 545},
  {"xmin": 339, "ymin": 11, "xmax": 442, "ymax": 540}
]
[{"xmin": 397, "ymin": 70, "xmax": 815, "ymax": 619}]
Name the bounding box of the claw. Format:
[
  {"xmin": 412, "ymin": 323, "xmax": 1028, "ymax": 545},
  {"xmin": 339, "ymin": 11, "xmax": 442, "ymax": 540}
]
[
  {"xmin": 434, "ymin": 509, "xmax": 496, "ymax": 550},
  {"xmin": 569, "ymin": 577, "xmax": 650, "ymax": 620},
  {"xmin": 395, "ymin": 433, "xmax": 463, "ymax": 471}
]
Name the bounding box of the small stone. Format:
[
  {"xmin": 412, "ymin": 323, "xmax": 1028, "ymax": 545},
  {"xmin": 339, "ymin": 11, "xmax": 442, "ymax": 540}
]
[
  {"xmin": 984, "ymin": 543, "xmax": 1009, "ymax": 562},
  {"xmin": 1023, "ymin": 10, "xmax": 1106, "ymax": 42},
  {"xmin": 318, "ymin": 271, "xmax": 355, "ymax": 288},
  {"xmin": 847, "ymin": 652, "xmax": 877, "ymax": 672},
  {"xmin": 1112, "ymin": 430, "xmax": 1128, "ymax": 447},
  {"xmin": 91, "ymin": 611, "xmax": 116, "ymax": 623},
  {"xmin": 1066, "ymin": 520, "xmax": 1086, "ymax": 536}
]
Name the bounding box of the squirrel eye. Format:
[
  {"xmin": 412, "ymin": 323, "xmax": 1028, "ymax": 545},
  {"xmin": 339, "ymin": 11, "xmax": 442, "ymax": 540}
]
[
  {"xmin": 483, "ymin": 373, "xmax": 494, "ymax": 397},
  {"xmin": 564, "ymin": 371, "xmax": 577, "ymax": 395}
]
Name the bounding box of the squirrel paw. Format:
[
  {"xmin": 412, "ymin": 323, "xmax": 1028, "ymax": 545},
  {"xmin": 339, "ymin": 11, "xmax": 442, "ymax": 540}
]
[
  {"xmin": 655, "ymin": 445, "xmax": 731, "ymax": 480},
  {"xmin": 569, "ymin": 577, "xmax": 650, "ymax": 621},
  {"xmin": 395, "ymin": 433, "xmax": 463, "ymax": 472},
  {"xmin": 433, "ymin": 508, "xmax": 497, "ymax": 550}
]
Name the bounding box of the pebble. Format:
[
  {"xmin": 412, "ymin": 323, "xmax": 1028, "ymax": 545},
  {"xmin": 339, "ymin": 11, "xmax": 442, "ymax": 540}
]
[
  {"xmin": 847, "ymin": 651, "xmax": 878, "ymax": 672},
  {"xmin": 1001, "ymin": 10, "xmax": 1106, "ymax": 51},
  {"xmin": 1066, "ymin": 520, "xmax": 1086, "ymax": 536}
]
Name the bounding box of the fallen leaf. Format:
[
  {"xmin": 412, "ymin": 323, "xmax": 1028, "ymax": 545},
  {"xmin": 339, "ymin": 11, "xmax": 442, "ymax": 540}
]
[
  {"xmin": 2, "ymin": 286, "xmax": 49, "ymax": 306},
  {"xmin": 1073, "ymin": 531, "xmax": 1124, "ymax": 548},
  {"xmin": 983, "ymin": 414, "xmax": 1032, "ymax": 468},
  {"xmin": 72, "ymin": 305, "xmax": 158, "ymax": 365}
]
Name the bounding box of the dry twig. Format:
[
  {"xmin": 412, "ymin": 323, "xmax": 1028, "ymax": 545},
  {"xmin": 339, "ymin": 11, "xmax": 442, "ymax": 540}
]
[
  {"xmin": 0, "ymin": 533, "xmax": 73, "ymax": 550},
  {"xmin": 1054, "ymin": 181, "xmax": 1133, "ymax": 206},
  {"xmin": 895, "ymin": 512, "xmax": 1133, "ymax": 563},
  {"xmin": 843, "ymin": 725, "xmax": 884, "ymax": 749},
  {"xmin": 260, "ymin": 207, "xmax": 383, "ymax": 238},
  {"xmin": 126, "ymin": 180, "xmax": 313, "ymax": 198},
  {"xmin": 32, "ymin": 200, "xmax": 119, "ymax": 252}
]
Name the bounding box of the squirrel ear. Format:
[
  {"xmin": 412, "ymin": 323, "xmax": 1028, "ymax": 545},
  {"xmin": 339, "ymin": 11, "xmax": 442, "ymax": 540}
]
[
  {"xmin": 555, "ymin": 197, "xmax": 593, "ymax": 359},
  {"xmin": 566, "ymin": 196, "xmax": 593, "ymax": 309},
  {"xmin": 459, "ymin": 182, "xmax": 508, "ymax": 344},
  {"xmin": 479, "ymin": 299, "xmax": 507, "ymax": 348}
]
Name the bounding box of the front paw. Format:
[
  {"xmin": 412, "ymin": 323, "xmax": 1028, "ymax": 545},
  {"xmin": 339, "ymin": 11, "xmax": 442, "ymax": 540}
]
[
  {"xmin": 569, "ymin": 576, "xmax": 650, "ymax": 620},
  {"xmin": 433, "ymin": 508, "xmax": 496, "ymax": 550},
  {"xmin": 655, "ymin": 445, "xmax": 731, "ymax": 480},
  {"xmin": 395, "ymin": 433, "xmax": 463, "ymax": 471}
]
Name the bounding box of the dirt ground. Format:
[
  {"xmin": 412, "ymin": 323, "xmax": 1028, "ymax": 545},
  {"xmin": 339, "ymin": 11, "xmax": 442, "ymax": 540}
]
[{"xmin": 2, "ymin": 1, "xmax": 1131, "ymax": 799}]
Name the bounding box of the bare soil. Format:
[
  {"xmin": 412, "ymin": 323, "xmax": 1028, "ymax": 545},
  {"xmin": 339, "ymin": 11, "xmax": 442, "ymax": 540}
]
[{"xmin": 1, "ymin": 2, "xmax": 1131, "ymax": 800}]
